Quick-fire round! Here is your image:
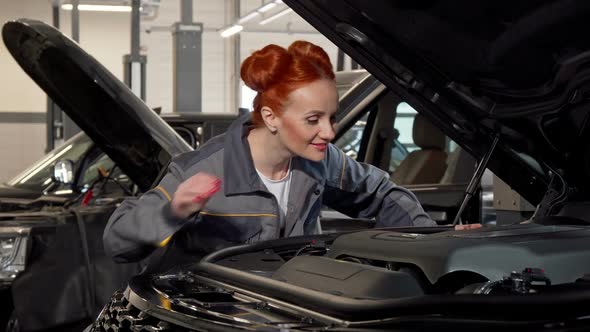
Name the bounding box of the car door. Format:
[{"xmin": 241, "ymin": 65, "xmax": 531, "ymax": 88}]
[
  {"xmin": 386, "ymin": 102, "xmax": 479, "ymax": 224},
  {"xmin": 321, "ymin": 82, "xmax": 482, "ymax": 232}
]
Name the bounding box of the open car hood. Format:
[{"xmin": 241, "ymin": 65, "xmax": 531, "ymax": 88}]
[
  {"xmin": 285, "ymin": 0, "xmax": 590, "ymax": 205},
  {"xmin": 2, "ymin": 19, "xmax": 191, "ymax": 191}
]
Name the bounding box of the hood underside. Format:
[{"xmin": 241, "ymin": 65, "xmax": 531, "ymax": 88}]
[
  {"xmin": 2, "ymin": 19, "xmax": 191, "ymax": 191},
  {"xmin": 285, "ymin": 0, "xmax": 590, "ymax": 204}
]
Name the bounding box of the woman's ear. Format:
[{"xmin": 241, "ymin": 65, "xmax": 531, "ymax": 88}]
[{"xmin": 260, "ymin": 106, "xmax": 278, "ymax": 133}]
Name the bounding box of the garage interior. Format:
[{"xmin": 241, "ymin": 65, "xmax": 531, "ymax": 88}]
[{"xmin": 0, "ymin": 1, "xmax": 554, "ymax": 331}]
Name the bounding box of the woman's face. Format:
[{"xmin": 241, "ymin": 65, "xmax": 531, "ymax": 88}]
[{"xmin": 275, "ymin": 79, "xmax": 339, "ymax": 162}]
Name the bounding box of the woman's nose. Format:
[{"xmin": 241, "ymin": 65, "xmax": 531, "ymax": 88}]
[{"xmin": 319, "ymin": 122, "xmax": 335, "ymax": 141}]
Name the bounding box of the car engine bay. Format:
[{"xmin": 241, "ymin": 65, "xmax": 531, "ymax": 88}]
[
  {"xmin": 93, "ymin": 220, "xmax": 590, "ymax": 331},
  {"xmin": 212, "ymin": 222, "xmax": 590, "ymax": 297}
]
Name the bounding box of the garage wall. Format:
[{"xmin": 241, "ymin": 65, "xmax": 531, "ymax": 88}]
[
  {"xmin": 141, "ymin": 0, "xmax": 229, "ymax": 114},
  {"xmin": 1, "ymin": 1, "xmax": 50, "ymax": 113},
  {"xmin": 0, "ymin": 0, "xmax": 340, "ymax": 183},
  {"xmin": 0, "ymin": 0, "xmax": 130, "ymax": 182},
  {"xmin": 142, "ymin": 0, "xmax": 338, "ymax": 115}
]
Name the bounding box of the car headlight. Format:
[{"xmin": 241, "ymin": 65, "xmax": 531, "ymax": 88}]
[{"xmin": 0, "ymin": 227, "xmax": 30, "ymax": 287}]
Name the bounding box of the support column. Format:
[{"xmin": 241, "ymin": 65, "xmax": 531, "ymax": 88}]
[
  {"xmin": 234, "ymin": 0, "xmax": 241, "ymax": 114},
  {"xmin": 337, "ymin": 49, "xmax": 344, "ymax": 71},
  {"xmin": 336, "ymin": 49, "xmax": 359, "ymax": 71},
  {"xmin": 63, "ymin": 0, "xmax": 81, "ymax": 140},
  {"xmin": 124, "ymin": 0, "xmax": 147, "ymax": 100},
  {"xmin": 173, "ymin": 0, "xmax": 203, "ymax": 113},
  {"xmin": 46, "ymin": 1, "xmax": 63, "ymax": 152}
]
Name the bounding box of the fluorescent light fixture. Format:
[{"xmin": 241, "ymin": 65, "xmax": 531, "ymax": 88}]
[
  {"xmin": 259, "ymin": 8, "xmax": 292, "ymax": 25},
  {"xmin": 219, "ymin": 1, "xmax": 289, "ymax": 37},
  {"xmin": 61, "ymin": 4, "xmax": 132, "ymax": 12},
  {"xmin": 237, "ymin": 2, "xmax": 278, "ymax": 24},
  {"xmin": 220, "ymin": 24, "xmax": 243, "ymax": 38},
  {"xmin": 259, "ymin": 2, "xmax": 277, "ymax": 13},
  {"xmin": 237, "ymin": 11, "xmax": 260, "ymax": 24}
]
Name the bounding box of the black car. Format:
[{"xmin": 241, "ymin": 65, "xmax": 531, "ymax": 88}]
[
  {"xmin": 0, "ymin": 116, "xmax": 234, "ymax": 332},
  {"xmin": 0, "ymin": 113, "xmax": 236, "ymax": 205},
  {"xmin": 79, "ymin": 1, "xmax": 590, "ymax": 331},
  {"xmin": 0, "ymin": 21, "xmax": 418, "ymax": 332},
  {"xmin": 0, "ymin": 21, "xmax": 238, "ymax": 332},
  {"xmin": 2, "ymin": 3, "xmax": 564, "ymax": 329},
  {"xmin": 0, "ymin": 20, "xmax": 413, "ymax": 332}
]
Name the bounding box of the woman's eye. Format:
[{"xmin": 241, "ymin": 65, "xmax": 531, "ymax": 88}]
[{"xmin": 306, "ymin": 117, "xmax": 319, "ymax": 124}]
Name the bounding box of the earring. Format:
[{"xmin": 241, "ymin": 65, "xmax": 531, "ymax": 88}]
[{"xmin": 270, "ymin": 127, "xmax": 277, "ymax": 133}]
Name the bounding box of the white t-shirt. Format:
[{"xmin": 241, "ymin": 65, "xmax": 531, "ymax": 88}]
[{"xmin": 256, "ymin": 161, "xmax": 292, "ymax": 231}]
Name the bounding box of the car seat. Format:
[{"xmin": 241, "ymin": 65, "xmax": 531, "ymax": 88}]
[
  {"xmin": 391, "ymin": 114, "xmax": 447, "ymax": 185},
  {"xmin": 439, "ymin": 147, "xmax": 477, "ymax": 184}
]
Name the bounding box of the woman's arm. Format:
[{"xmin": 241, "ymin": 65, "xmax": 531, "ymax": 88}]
[
  {"xmin": 322, "ymin": 144, "xmax": 437, "ymax": 227},
  {"xmin": 103, "ymin": 161, "xmax": 188, "ymax": 263}
]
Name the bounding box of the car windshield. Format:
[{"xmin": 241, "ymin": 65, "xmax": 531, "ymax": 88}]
[
  {"xmin": 335, "ymin": 70, "xmax": 370, "ymax": 97},
  {"xmin": 6, "ymin": 132, "xmax": 93, "ymax": 191}
]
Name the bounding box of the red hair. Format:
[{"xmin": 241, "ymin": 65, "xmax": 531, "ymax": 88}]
[{"xmin": 240, "ymin": 40, "xmax": 335, "ymax": 126}]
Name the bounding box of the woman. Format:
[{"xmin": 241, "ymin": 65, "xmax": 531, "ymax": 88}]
[{"xmin": 103, "ymin": 41, "xmax": 438, "ymax": 267}]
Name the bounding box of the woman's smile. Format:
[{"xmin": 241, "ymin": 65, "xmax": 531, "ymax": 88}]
[{"xmin": 310, "ymin": 142, "xmax": 327, "ymax": 151}]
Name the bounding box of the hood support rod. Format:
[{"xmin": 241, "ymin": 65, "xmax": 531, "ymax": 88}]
[{"xmin": 452, "ymin": 133, "xmax": 500, "ymax": 226}]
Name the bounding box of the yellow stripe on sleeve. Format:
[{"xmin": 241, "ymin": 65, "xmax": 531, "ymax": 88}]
[
  {"xmin": 155, "ymin": 186, "xmax": 172, "ymax": 201},
  {"xmin": 158, "ymin": 235, "xmax": 172, "ymax": 247},
  {"xmin": 199, "ymin": 211, "xmax": 277, "ymax": 218},
  {"xmin": 157, "ymin": 213, "xmax": 276, "ymax": 247},
  {"xmin": 154, "ymin": 186, "xmax": 173, "ymax": 247}
]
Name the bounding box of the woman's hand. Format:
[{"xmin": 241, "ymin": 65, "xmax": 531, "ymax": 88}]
[
  {"xmin": 171, "ymin": 172, "xmax": 221, "ymax": 218},
  {"xmin": 454, "ymin": 223, "xmax": 482, "ymax": 231}
]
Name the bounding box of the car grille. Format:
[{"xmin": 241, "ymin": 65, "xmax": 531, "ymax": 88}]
[{"xmin": 91, "ymin": 291, "xmax": 190, "ymax": 332}]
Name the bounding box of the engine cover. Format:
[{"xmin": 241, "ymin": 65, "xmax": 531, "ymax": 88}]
[{"xmin": 327, "ymin": 223, "xmax": 590, "ymax": 284}]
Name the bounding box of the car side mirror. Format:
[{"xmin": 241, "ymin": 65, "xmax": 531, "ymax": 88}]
[{"xmin": 52, "ymin": 159, "xmax": 75, "ymax": 184}]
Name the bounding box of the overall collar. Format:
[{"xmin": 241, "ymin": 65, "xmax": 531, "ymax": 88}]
[
  {"xmin": 222, "ymin": 114, "xmax": 325, "ymax": 197},
  {"xmin": 222, "ymin": 114, "xmax": 264, "ymax": 195}
]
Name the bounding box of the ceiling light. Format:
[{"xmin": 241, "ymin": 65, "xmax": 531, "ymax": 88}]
[
  {"xmin": 237, "ymin": 2, "xmax": 278, "ymax": 24},
  {"xmin": 259, "ymin": 8, "xmax": 292, "ymax": 25},
  {"xmin": 220, "ymin": 24, "xmax": 243, "ymax": 38},
  {"xmin": 258, "ymin": 2, "xmax": 277, "ymax": 13},
  {"xmin": 218, "ymin": 1, "xmax": 290, "ymax": 37},
  {"xmin": 237, "ymin": 12, "xmax": 260, "ymax": 24},
  {"xmin": 61, "ymin": 4, "xmax": 133, "ymax": 12}
]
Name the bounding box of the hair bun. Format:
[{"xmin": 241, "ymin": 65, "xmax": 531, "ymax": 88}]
[
  {"xmin": 288, "ymin": 40, "xmax": 333, "ymax": 75},
  {"xmin": 240, "ymin": 44, "xmax": 292, "ymax": 92}
]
